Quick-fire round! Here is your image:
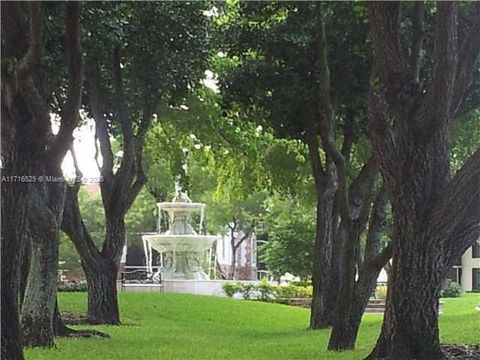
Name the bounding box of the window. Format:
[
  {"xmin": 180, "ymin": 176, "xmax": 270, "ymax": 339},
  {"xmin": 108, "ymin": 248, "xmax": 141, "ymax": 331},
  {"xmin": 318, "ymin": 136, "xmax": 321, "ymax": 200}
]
[
  {"xmin": 473, "ymin": 268, "xmax": 480, "ymax": 291},
  {"xmin": 446, "ymin": 267, "xmax": 461, "ymax": 284},
  {"xmin": 472, "ymin": 243, "xmax": 480, "ymax": 258}
]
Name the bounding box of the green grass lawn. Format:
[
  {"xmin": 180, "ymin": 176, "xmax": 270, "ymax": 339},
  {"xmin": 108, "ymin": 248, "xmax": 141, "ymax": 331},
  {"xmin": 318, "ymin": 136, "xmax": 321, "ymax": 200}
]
[{"xmin": 26, "ymin": 292, "xmax": 480, "ymax": 360}]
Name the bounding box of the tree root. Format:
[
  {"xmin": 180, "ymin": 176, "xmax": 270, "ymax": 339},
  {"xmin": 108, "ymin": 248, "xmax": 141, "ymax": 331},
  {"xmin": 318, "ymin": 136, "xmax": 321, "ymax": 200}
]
[{"xmin": 57, "ymin": 327, "xmax": 110, "ymax": 339}]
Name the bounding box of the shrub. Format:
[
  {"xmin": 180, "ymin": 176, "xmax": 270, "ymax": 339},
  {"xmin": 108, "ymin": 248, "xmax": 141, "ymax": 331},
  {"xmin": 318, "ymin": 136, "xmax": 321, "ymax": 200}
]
[
  {"xmin": 276, "ymin": 284, "xmax": 312, "ymax": 298},
  {"xmin": 441, "ymin": 280, "xmax": 463, "ymax": 298},
  {"xmin": 222, "ymin": 282, "xmax": 242, "ymax": 297},
  {"xmin": 256, "ymin": 278, "xmax": 276, "ymax": 301},
  {"xmin": 375, "ymin": 285, "xmax": 388, "ymax": 299},
  {"xmin": 222, "ymin": 281, "xmax": 312, "ymax": 300},
  {"xmin": 240, "ymin": 283, "xmax": 256, "ymax": 299}
]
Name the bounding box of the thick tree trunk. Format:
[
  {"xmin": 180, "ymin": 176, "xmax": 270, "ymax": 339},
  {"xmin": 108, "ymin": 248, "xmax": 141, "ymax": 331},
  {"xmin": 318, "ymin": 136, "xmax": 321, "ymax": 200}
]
[
  {"xmin": 366, "ymin": 2, "xmax": 480, "ymax": 356},
  {"xmin": 366, "ymin": 243, "xmax": 445, "ymax": 359},
  {"xmin": 84, "ymin": 257, "xmax": 120, "ymax": 325},
  {"xmin": 21, "ymin": 179, "xmax": 65, "ymax": 348},
  {"xmin": 1, "ymin": 93, "xmax": 38, "ymax": 359},
  {"xmin": 365, "ymin": 117, "xmax": 454, "ymax": 358},
  {"xmin": 1, "ymin": 177, "xmax": 28, "ymax": 360}
]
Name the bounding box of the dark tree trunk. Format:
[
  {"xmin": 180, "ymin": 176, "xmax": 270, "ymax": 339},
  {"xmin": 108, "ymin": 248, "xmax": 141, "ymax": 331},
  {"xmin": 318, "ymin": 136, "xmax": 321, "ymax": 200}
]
[
  {"xmin": 328, "ymin": 221, "xmax": 360, "ymax": 350},
  {"xmin": 2, "ymin": 1, "xmax": 83, "ymax": 353},
  {"xmin": 309, "ymin": 170, "xmax": 337, "ymax": 329},
  {"xmin": 1, "ymin": 169, "xmax": 29, "ymax": 360},
  {"xmin": 84, "ymin": 257, "xmax": 120, "ymax": 325},
  {"xmin": 230, "ymin": 247, "xmax": 237, "ymax": 280},
  {"xmin": 329, "ymin": 187, "xmax": 388, "ymax": 351},
  {"xmin": 62, "ymin": 184, "xmax": 124, "ymax": 325},
  {"xmin": 366, "ymin": 3, "xmax": 480, "ymax": 357}
]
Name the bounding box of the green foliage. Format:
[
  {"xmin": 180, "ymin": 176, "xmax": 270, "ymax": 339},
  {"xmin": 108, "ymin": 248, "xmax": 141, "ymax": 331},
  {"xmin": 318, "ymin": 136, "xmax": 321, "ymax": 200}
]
[
  {"xmin": 450, "ymin": 110, "xmax": 480, "ymax": 171},
  {"xmin": 216, "ymin": 2, "xmax": 371, "ymax": 140},
  {"xmin": 375, "ymin": 285, "xmax": 388, "ymax": 300},
  {"xmin": 441, "ymin": 280, "xmax": 463, "ymax": 298},
  {"xmin": 240, "ymin": 283, "xmax": 256, "ymax": 300},
  {"xmin": 261, "ymin": 196, "xmax": 316, "ymax": 279},
  {"xmin": 222, "ymin": 282, "xmax": 242, "ymax": 297},
  {"xmin": 275, "ymin": 284, "xmax": 313, "ymax": 299},
  {"xmin": 256, "ymin": 278, "xmax": 277, "ymax": 301}
]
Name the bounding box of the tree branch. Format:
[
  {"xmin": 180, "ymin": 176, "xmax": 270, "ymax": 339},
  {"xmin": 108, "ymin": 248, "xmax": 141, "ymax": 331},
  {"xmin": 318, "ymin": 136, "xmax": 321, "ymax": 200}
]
[
  {"xmin": 314, "ymin": 3, "xmax": 349, "ymax": 221},
  {"xmin": 428, "ymin": 148, "xmax": 480, "ymax": 257},
  {"xmin": 87, "ymin": 62, "xmax": 114, "ymax": 190},
  {"xmin": 111, "ymin": 46, "xmax": 136, "ymax": 200},
  {"xmin": 16, "ymin": 3, "xmax": 44, "ymax": 80},
  {"xmin": 16, "ymin": 3, "xmax": 50, "ymax": 134},
  {"xmin": 124, "ymin": 94, "xmax": 156, "ymax": 210},
  {"xmin": 363, "ymin": 186, "xmax": 387, "ymax": 263},
  {"xmin": 452, "ymin": 8, "xmax": 480, "ymax": 117},
  {"xmin": 369, "ymin": 2, "xmax": 409, "ymax": 83},
  {"xmin": 51, "ymin": 2, "xmax": 84, "ymax": 164},
  {"xmin": 422, "ymin": 2, "xmax": 458, "ymax": 130}
]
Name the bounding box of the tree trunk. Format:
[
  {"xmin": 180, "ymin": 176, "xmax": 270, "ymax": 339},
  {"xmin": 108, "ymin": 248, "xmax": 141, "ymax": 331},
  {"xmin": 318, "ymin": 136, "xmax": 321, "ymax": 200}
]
[
  {"xmin": 366, "ymin": 243, "xmax": 445, "ymax": 359},
  {"xmin": 21, "ymin": 179, "xmax": 65, "ymax": 348},
  {"xmin": 83, "ymin": 257, "xmax": 120, "ymax": 325},
  {"xmin": 309, "ymin": 172, "xmax": 337, "ymax": 329},
  {"xmin": 61, "ymin": 185, "xmax": 125, "ymax": 325},
  {"xmin": 328, "ymin": 221, "xmax": 360, "ymax": 350},
  {"xmin": 1, "ymin": 177, "xmax": 28, "ymax": 360},
  {"xmin": 329, "ymin": 187, "xmax": 387, "ymax": 351},
  {"xmin": 230, "ymin": 246, "xmax": 237, "ymax": 280}
]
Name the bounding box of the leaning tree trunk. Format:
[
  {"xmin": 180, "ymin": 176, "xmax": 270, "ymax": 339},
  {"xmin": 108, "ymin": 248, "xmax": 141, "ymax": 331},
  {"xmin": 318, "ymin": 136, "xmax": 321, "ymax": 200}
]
[
  {"xmin": 61, "ymin": 183, "xmax": 126, "ymax": 325},
  {"xmin": 21, "ymin": 178, "xmax": 65, "ymax": 348}
]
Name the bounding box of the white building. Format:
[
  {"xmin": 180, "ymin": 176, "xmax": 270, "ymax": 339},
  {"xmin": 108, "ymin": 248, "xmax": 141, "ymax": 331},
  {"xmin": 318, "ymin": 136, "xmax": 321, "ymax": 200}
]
[{"xmin": 447, "ymin": 243, "xmax": 480, "ymax": 291}]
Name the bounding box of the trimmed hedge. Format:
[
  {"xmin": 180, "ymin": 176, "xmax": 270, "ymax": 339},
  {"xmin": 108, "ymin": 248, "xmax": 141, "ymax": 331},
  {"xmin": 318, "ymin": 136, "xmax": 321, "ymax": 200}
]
[{"xmin": 222, "ymin": 279, "xmax": 312, "ymax": 300}]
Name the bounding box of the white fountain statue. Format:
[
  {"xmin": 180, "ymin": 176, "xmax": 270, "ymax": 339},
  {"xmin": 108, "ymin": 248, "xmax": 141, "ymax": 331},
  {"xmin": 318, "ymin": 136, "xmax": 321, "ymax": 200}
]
[{"xmin": 142, "ymin": 183, "xmax": 220, "ymax": 281}]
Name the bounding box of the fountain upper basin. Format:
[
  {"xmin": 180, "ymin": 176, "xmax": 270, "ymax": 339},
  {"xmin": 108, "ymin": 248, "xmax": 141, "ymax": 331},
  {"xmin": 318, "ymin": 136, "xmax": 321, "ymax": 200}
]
[{"xmin": 142, "ymin": 234, "xmax": 219, "ymax": 253}]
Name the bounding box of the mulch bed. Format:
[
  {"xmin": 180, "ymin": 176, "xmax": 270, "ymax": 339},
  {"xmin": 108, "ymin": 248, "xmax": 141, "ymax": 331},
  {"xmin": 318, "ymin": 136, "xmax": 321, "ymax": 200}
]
[{"xmin": 442, "ymin": 344, "xmax": 480, "ymax": 359}]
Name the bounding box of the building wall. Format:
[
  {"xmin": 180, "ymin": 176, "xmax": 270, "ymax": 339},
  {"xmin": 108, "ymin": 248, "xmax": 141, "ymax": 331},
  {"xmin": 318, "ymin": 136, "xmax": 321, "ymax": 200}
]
[
  {"xmin": 460, "ymin": 245, "xmax": 480, "ymax": 291},
  {"xmin": 216, "ymin": 231, "xmax": 258, "ymax": 280}
]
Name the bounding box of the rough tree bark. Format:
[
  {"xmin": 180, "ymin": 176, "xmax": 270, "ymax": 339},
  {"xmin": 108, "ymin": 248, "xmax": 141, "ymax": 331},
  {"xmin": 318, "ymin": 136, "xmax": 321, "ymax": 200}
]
[
  {"xmin": 305, "ymin": 126, "xmax": 337, "ymax": 329},
  {"xmin": 62, "ymin": 50, "xmax": 155, "ymax": 324},
  {"xmin": 366, "ymin": 2, "xmax": 480, "ymax": 359},
  {"xmin": 20, "ymin": 3, "xmax": 83, "ymax": 348},
  {"xmin": 1, "ymin": 1, "xmax": 83, "ymax": 352}
]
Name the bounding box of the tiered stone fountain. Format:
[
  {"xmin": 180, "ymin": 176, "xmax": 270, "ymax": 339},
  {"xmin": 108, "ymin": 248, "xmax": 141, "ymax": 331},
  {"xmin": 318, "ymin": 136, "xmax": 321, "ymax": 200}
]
[{"xmin": 142, "ymin": 189, "xmax": 219, "ymax": 281}]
